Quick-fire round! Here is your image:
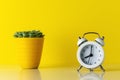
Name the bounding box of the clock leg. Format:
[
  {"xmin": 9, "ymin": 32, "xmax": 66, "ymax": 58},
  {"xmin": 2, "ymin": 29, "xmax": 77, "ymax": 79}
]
[
  {"xmin": 77, "ymin": 66, "xmax": 83, "ymax": 72},
  {"xmin": 100, "ymin": 65, "xmax": 105, "ymax": 72}
]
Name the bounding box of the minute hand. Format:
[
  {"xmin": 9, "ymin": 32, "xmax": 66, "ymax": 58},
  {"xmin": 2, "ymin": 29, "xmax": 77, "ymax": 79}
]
[
  {"xmin": 90, "ymin": 45, "xmax": 92, "ymax": 55},
  {"xmin": 87, "ymin": 45, "xmax": 93, "ymax": 64},
  {"xmin": 84, "ymin": 46, "xmax": 93, "ymax": 58}
]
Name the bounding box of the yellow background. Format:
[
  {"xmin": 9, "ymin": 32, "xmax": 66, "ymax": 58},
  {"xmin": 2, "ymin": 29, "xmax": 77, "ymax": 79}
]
[{"xmin": 0, "ymin": 0, "xmax": 120, "ymax": 70}]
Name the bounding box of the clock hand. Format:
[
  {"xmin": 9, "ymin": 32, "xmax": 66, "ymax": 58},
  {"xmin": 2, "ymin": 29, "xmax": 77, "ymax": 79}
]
[
  {"xmin": 89, "ymin": 45, "xmax": 93, "ymax": 57},
  {"xmin": 87, "ymin": 45, "xmax": 93, "ymax": 64},
  {"xmin": 84, "ymin": 54, "xmax": 93, "ymax": 58},
  {"xmin": 84, "ymin": 46, "xmax": 93, "ymax": 58},
  {"xmin": 90, "ymin": 45, "xmax": 93, "ymax": 55},
  {"xmin": 84, "ymin": 55, "xmax": 90, "ymax": 58}
]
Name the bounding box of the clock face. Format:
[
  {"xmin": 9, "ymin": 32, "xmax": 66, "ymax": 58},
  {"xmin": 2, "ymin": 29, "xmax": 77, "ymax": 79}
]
[{"xmin": 77, "ymin": 41, "xmax": 104, "ymax": 69}]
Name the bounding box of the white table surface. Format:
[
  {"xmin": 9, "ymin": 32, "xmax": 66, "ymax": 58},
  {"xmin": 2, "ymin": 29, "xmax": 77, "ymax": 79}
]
[{"xmin": 0, "ymin": 67, "xmax": 119, "ymax": 80}]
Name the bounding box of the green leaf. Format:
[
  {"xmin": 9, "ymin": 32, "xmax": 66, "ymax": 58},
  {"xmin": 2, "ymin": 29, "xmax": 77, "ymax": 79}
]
[{"xmin": 14, "ymin": 30, "xmax": 44, "ymax": 38}]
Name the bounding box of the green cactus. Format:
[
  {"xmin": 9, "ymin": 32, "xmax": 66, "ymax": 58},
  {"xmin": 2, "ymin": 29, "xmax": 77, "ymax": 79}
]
[{"xmin": 14, "ymin": 30, "xmax": 44, "ymax": 38}]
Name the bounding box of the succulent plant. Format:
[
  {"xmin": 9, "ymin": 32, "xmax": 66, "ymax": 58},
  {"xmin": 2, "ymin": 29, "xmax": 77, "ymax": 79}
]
[{"xmin": 14, "ymin": 30, "xmax": 44, "ymax": 38}]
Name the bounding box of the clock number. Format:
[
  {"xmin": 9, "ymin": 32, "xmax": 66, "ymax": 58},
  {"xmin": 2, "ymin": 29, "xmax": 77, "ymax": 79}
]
[
  {"xmin": 94, "ymin": 62, "xmax": 96, "ymax": 64},
  {"xmin": 99, "ymin": 50, "xmax": 101, "ymax": 52},
  {"xmin": 98, "ymin": 59, "xmax": 100, "ymax": 61},
  {"xmin": 96, "ymin": 46, "xmax": 97, "ymax": 49}
]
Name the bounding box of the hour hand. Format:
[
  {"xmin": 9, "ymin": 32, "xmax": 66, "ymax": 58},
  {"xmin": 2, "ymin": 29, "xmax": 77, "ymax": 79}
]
[
  {"xmin": 84, "ymin": 55, "xmax": 90, "ymax": 58},
  {"xmin": 84, "ymin": 54, "xmax": 93, "ymax": 58}
]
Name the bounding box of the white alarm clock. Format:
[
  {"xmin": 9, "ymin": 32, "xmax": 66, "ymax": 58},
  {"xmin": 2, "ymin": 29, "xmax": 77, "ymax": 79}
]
[{"xmin": 77, "ymin": 32, "xmax": 105, "ymax": 72}]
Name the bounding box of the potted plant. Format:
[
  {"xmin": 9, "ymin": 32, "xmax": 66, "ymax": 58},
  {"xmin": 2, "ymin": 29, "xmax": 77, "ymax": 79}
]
[{"xmin": 14, "ymin": 30, "xmax": 44, "ymax": 69}]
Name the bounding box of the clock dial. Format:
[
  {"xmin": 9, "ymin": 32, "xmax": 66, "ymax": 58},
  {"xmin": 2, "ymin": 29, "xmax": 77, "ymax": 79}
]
[
  {"xmin": 77, "ymin": 41, "xmax": 104, "ymax": 69},
  {"xmin": 80, "ymin": 44, "xmax": 103, "ymax": 66}
]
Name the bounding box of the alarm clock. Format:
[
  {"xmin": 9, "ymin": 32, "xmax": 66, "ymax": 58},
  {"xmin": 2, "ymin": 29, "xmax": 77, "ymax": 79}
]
[{"xmin": 77, "ymin": 32, "xmax": 105, "ymax": 72}]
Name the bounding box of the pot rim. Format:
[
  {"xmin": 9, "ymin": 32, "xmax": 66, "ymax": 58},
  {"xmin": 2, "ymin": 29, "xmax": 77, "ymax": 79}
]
[{"xmin": 14, "ymin": 37, "xmax": 44, "ymax": 39}]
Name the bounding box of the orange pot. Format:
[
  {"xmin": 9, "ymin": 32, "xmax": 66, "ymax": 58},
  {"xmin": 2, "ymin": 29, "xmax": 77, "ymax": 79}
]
[{"xmin": 15, "ymin": 38, "xmax": 44, "ymax": 69}]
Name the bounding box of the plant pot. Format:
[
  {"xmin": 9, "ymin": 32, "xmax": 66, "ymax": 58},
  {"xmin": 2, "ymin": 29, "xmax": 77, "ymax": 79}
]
[{"xmin": 15, "ymin": 38, "xmax": 44, "ymax": 69}]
